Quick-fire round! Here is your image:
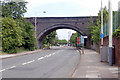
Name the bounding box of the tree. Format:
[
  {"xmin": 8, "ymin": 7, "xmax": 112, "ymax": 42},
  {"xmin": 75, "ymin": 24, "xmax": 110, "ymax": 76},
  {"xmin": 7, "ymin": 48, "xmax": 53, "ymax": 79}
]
[
  {"xmin": 87, "ymin": 7, "xmax": 109, "ymax": 44},
  {"xmin": 98, "ymin": 7, "xmax": 109, "ymax": 24},
  {"xmin": 2, "ymin": 17, "xmax": 23, "ymax": 53},
  {"xmin": 2, "ymin": 1, "xmax": 36, "ymax": 53},
  {"xmin": 91, "ymin": 21, "xmax": 101, "ymax": 44},
  {"xmin": 113, "ymin": 26, "xmax": 120, "ymax": 38},
  {"xmin": 2, "ymin": 1, "xmax": 27, "ymax": 19},
  {"xmin": 113, "ymin": 9, "xmax": 120, "ymax": 38},
  {"xmin": 21, "ymin": 21, "xmax": 35, "ymax": 50},
  {"xmin": 57, "ymin": 39, "xmax": 68, "ymax": 45},
  {"xmin": 42, "ymin": 31, "xmax": 57, "ymax": 48},
  {"xmin": 70, "ymin": 33, "xmax": 81, "ymax": 46}
]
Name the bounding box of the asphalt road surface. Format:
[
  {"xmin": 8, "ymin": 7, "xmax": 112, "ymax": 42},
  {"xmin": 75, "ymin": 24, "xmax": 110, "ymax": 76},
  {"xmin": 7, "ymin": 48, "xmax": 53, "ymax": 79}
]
[{"xmin": 1, "ymin": 47, "xmax": 80, "ymax": 78}]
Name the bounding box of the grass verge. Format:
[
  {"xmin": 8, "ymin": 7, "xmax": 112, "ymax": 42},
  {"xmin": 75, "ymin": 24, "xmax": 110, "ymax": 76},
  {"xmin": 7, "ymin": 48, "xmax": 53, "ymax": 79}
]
[{"xmin": 0, "ymin": 47, "xmax": 29, "ymax": 55}]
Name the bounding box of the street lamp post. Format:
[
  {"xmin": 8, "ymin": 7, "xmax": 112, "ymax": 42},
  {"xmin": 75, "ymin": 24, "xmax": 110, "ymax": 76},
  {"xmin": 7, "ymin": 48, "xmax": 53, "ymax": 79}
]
[
  {"xmin": 108, "ymin": 0, "xmax": 113, "ymax": 66},
  {"xmin": 34, "ymin": 11, "xmax": 46, "ymax": 38}
]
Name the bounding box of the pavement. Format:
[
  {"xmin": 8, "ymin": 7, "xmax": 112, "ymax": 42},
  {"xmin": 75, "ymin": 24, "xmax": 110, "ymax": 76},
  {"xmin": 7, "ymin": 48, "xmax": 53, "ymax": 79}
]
[
  {"xmin": 72, "ymin": 49, "xmax": 119, "ymax": 78},
  {"xmin": 0, "ymin": 47, "xmax": 119, "ymax": 79}
]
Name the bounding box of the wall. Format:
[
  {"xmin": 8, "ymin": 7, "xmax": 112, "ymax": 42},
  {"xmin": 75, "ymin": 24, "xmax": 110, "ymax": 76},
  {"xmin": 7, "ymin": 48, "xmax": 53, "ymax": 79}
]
[
  {"xmin": 86, "ymin": 37, "xmax": 91, "ymax": 49},
  {"xmin": 91, "ymin": 43, "xmax": 99, "ymax": 51},
  {"xmin": 100, "ymin": 36, "xmax": 120, "ymax": 66}
]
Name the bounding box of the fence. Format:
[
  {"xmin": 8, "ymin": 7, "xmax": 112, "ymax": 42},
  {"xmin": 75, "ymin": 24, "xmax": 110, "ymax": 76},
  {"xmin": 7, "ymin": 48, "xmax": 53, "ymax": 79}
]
[{"xmin": 103, "ymin": 11, "xmax": 119, "ymax": 37}]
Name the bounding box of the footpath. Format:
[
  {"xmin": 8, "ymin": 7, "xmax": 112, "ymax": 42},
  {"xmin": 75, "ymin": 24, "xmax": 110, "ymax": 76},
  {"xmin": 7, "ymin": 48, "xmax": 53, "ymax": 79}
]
[{"xmin": 72, "ymin": 49, "xmax": 119, "ymax": 79}]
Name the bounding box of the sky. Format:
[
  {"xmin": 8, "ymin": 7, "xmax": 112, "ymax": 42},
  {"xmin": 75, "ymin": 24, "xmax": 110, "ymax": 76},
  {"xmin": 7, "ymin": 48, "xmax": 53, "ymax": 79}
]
[{"xmin": 24, "ymin": 0, "xmax": 120, "ymax": 40}]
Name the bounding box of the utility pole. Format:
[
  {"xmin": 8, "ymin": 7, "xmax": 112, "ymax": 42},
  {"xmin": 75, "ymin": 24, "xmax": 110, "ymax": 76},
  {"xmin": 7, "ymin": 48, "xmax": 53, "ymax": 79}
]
[
  {"xmin": 108, "ymin": 0, "xmax": 113, "ymax": 66},
  {"xmin": 101, "ymin": 0, "xmax": 103, "ymax": 46},
  {"xmin": 68, "ymin": 31, "xmax": 71, "ymax": 46},
  {"xmin": 100, "ymin": 0, "xmax": 104, "ymax": 62},
  {"xmin": 35, "ymin": 17, "xmax": 37, "ymax": 38}
]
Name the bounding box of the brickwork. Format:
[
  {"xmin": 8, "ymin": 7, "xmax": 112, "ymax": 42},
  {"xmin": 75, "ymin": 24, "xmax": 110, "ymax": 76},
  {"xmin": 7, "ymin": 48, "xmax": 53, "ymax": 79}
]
[
  {"xmin": 26, "ymin": 17, "xmax": 97, "ymax": 48},
  {"xmin": 118, "ymin": 38, "xmax": 120, "ymax": 67},
  {"xmin": 86, "ymin": 37, "xmax": 91, "ymax": 49},
  {"xmin": 100, "ymin": 36, "xmax": 120, "ymax": 66}
]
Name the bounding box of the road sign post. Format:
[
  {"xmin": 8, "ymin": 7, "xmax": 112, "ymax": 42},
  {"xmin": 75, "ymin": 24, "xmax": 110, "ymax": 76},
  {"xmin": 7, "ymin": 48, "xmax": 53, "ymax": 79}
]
[{"xmin": 100, "ymin": 0, "xmax": 104, "ymax": 62}]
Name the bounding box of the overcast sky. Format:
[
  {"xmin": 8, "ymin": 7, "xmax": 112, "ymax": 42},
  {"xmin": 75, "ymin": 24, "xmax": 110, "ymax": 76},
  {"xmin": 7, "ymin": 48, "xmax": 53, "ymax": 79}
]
[{"xmin": 25, "ymin": 0, "xmax": 120, "ymax": 40}]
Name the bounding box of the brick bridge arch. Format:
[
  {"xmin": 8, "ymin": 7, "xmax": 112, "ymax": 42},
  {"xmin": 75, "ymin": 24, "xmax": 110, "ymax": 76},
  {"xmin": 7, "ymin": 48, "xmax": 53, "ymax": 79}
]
[{"xmin": 26, "ymin": 17, "xmax": 97, "ymax": 48}]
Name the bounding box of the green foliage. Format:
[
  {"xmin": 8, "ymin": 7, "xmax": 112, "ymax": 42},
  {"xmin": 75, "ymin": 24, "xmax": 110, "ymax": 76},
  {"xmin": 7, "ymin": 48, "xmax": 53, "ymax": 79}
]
[
  {"xmin": 113, "ymin": 11, "xmax": 120, "ymax": 38},
  {"xmin": 70, "ymin": 33, "xmax": 81, "ymax": 46},
  {"xmin": 87, "ymin": 7, "xmax": 109, "ymax": 44},
  {"xmin": 113, "ymin": 26, "xmax": 120, "ymax": 38},
  {"xmin": 2, "ymin": 17, "xmax": 23, "ymax": 53},
  {"xmin": 43, "ymin": 31, "xmax": 57, "ymax": 48},
  {"xmin": 91, "ymin": 22, "xmax": 101, "ymax": 44},
  {"xmin": 22, "ymin": 21, "xmax": 35, "ymax": 51},
  {"xmin": 57, "ymin": 39, "xmax": 67, "ymax": 45},
  {"xmin": 70, "ymin": 33, "xmax": 77, "ymax": 44},
  {"xmin": 2, "ymin": 1, "xmax": 36, "ymax": 53},
  {"xmin": 118, "ymin": 11, "xmax": 120, "ymax": 26},
  {"xmin": 2, "ymin": 1, "xmax": 27, "ymax": 18},
  {"xmin": 98, "ymin": 7, "xmax": 109, "ymax": 24}
]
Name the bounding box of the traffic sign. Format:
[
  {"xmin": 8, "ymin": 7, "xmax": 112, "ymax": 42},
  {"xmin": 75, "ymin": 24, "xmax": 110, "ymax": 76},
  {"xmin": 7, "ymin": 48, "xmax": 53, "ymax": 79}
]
[
  {"xmin": 100, "ymin": 34, "xmax": 104, "ymax": 38},
  {"xmin": 81, "ymin": 36, "xmax": 84, "ymax": 44},
  {"xmin": 77, "ymin": 37, "xmax": 81, "ymax": 44}
]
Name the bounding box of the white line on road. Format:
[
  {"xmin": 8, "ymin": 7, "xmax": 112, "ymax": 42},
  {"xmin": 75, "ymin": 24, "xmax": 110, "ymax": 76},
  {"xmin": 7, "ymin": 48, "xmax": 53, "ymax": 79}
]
[
  {"xmin": 45, "ymin": 55, "xmax": 49, "ymax": 58},
  {"xmin": 37, "ymin": 50, "xmax": 64, "ymax": 61},
  {"xmin": 38, "ymin": 57, "xmax": 45, "ymax": 60},
  {"xmin": 0, "ymin": 69, "xmax": 6, "ymax": 72},
  {"xmin": 52, "ymin": 53, "xmax": 56, "ymax": 55},
  {"xmin": 0, "ymin": 66, "xmax": 17, "ymax": 72},
  {"xmin": 10, "ymin": 66, "xmax": 16, "ymax": 69},
  {"xmin": 38, "ymin": 54, "xmax": 53, "ymax": 60},
  {"xmin": 47, "ymin": 54, "xmax": 52, "ymax": 57},
  {"xmin": 22, "ymin": 60, "xmax": 35, "ymax": 65}
]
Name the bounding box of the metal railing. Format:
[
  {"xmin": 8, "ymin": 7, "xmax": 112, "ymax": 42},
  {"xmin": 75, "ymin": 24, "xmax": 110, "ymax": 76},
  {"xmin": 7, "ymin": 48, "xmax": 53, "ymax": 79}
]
[{"xmin": 103, "ymin": 11, "xmax": 119, "ymax": 37}]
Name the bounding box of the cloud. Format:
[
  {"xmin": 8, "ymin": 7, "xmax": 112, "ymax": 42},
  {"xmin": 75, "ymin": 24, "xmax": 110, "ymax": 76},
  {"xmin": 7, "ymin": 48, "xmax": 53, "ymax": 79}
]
[
  {"xmin": 25, "ymin": 0, "xmax": 119, "ymax": 17},
  {"xmin": 24, "ymin": 0, "xmax": 120, "ymax": 40}
]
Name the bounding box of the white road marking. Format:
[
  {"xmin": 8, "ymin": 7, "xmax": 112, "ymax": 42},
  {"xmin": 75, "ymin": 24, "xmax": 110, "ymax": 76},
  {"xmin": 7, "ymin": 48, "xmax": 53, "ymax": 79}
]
[
  {"xmin": 38, "ymin": 57, "xmax": 45, "ymax": 60},
  {"xmin": 0, "ymin": 50, "xmax": 64, "ymax": 73},
  {"xmin": 0, "ymin": 65, "xmax": 17, "ymax": 72},
  {"xmin": 9, "ymin": 66, "xmax": 16, "ymax": 69},
  {"xmin": 109, "ymin": 68, "xmax": 118, "ymax": 71},
  {"xmin": 38, "ymin": 53, "xmax": 53, "ymax": 60},
  {"xmin": 45, "ymin": 55, "xmax": 49, "ymax": 57},
  {"xmin": 22, "ymin": 60, "xmax": 35, "ymax": 65},
  {"xmin": 112, "ymin": 71, "xmax": 119, "ymax": 74},
  {"xmin": 52, "ymin": 53, "xmax": 56, "ymax": 55},
  {"xmin": 38, "ymin": 50, "xmax": 64, "ymax": 61},
  {"xmin": 6, "ymin": 66, "xmax": 16, "ymax": 70},
  {"xmin": 48, "ymin": 54, "xmax": 52, "ymax": 57},
  {"xmin": 0, "ymin": 69, "xmax": 6, "ymax": 72}
]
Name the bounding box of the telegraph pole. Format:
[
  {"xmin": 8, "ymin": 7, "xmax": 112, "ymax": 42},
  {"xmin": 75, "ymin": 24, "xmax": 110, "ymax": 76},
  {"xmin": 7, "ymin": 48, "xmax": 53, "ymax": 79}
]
[
  {"xmin": 100, "ymin": 0, "xmax": 104, "ymax": 62},
  {"xmin": 108, "ymin": 0, "xmax": 113, "ymax": 66},
  {"xmin": 35, "ymin": 17, "xmax": 37, "ymax": 38},
  {"xmin": 68, "ymin": 31, "xmax": 71, "ymax": 46},
  {"xmin": 101, "ymin": 0, "xmax": 103, "ymax": 45}
]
